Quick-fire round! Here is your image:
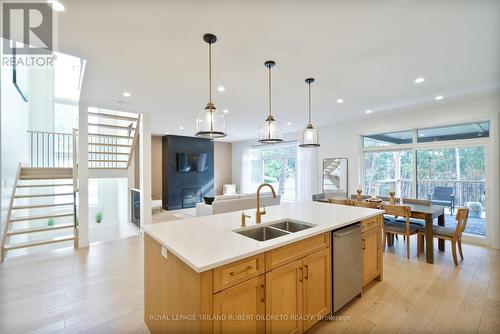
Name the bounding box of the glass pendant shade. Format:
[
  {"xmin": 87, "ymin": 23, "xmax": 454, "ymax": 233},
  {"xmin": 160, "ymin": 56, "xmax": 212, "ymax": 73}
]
[
  {"xmin": 258, "ymin": 60, "xmax": 283, "ymax": 144},
  {"xmin": 196, "ymin": 105, "xmax": 226, "ymax": 138},
  {"xmin": 299, "ymin": 124, "xmax": 319, "ymax": 147},
  {"xmin": 195, "ymin": 33, "xmax": 227, "ymax": 138},
  {"xmin": 258, "ymin": 116, "xmax": 283, "ymax": 143},
  {"xmin": 299, "ymin": 77, "xmax": 320, "ymax": 147}
]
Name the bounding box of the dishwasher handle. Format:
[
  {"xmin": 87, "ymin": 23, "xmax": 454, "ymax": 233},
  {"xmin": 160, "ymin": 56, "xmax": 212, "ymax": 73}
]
[{"xmin": 333, "ymin": 224, "xmax": 361, "ymax": 237}]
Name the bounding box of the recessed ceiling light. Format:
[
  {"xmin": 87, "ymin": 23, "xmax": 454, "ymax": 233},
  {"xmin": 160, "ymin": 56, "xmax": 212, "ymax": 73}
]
[
  {"xmin": 122, "ymin": 91, "xmax": 131, "ymax": 97},
  {"xmin": 414, "ymin": 77, "xmax": 425, "ymax": 84},
  {"xmin": 365, "ymin": 110, "xmax": 373, "ymax": 114},
  {"xmin": 223, "ymin": 109, "xmax": 229, "ymax": 114},
  {"xmin": 336, "ymin": 98, "xmax": 343, "ymax": 104},
  {"xmin": 286, "ymin": 121, "xmax": 292, "ymax": 125},
  {"xmin": 179, "ymin": 126, "xmax": 184, "ymax": 130},
  {"xmin": 217, "ymin": 86, "xmax": 225, "ymax": 92},
  {"xmin": 165, "ymin": 132, "xmax": 170, "ymax": 135},
  {"xmin": 435, "ymin": 95, "xmax": 444, "ymax": 101},
  {"xmin": 47, "ymin": 1, "xmax": 65, "ymax": 12}
]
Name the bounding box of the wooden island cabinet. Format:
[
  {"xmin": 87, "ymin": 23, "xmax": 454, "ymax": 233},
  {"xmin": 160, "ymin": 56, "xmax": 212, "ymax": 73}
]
[{"xmin": 145, "ymin": 214, "xmax": 384, "ymax": 334}]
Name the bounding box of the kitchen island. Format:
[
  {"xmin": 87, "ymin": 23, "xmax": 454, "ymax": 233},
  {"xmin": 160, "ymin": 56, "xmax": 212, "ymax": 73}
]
[{"xmin": 144, "ymin": 201, "xmax": 384, "ymax": 334}]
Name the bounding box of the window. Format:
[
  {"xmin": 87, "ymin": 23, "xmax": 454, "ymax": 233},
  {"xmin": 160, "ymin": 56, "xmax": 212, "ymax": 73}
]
[
  {"xmin": 363, "ymin": 130, "xmax": 413, "ymax": 147},
  {"xmin": 363, "ymin": 150, "xmax": 413, "ymax": 198},
  {"xmin": 248, "ymin": 144, "xmax": 297, "ymax": 201},
  {"xmin": 417, "ymin": 122, "xmax": 489, "ymax": 143}
]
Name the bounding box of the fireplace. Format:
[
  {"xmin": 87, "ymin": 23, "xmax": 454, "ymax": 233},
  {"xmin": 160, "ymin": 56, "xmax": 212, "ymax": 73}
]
[{"xmin": 182, "ymin": 188, "xmax": 202, "ymax": 208}]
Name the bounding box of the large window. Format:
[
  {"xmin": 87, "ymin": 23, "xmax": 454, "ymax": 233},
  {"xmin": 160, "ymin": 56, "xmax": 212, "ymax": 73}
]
[
  {"xmin": 248, "ymin": 144, "xmax": 297, "ymax": 201},
  {"xmin": 362, "ymin": 122, "xmax": 489, "ymax": 236}
]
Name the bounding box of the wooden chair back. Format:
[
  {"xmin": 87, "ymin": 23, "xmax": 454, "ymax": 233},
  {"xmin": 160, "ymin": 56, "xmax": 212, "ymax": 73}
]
[
  {"xmin": 382, "ymin": 204, "xmax": 412, "ymax": 234},
  {"xmin": 351, "ymin": 200, "xmax": 379, "ymax": 209},
  {"xmin": 350, "ymin": 194, "xmax": 371, "ymax": 201},
  {"xmin": 328, "ymin": 198, "xmax": 351, "ymax": 206},
  {"xmin": 454, "ymin": 208, "xmax": 469, "ymax": 237}
]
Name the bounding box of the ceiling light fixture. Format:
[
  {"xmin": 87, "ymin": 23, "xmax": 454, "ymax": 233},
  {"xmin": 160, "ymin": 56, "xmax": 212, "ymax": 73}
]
[
  {"xmin": 217, "ymin": 86, "xmax": 225, "ymax": 92},
  {"xmin": 414, "ymin": 77, "xmax": 425, "ymax": 84},
  {"xmin": 336, "ymin": 98, "xmax": 343, "ymax": 104},
  {"xmin": 179, "ymin": 126, "xmax": 184, "ymax": 130},
  {"xmin": 365, "ymin": 109, "xmax": 373, "ymax": 114},
  {"xmin": 195, "ymin": 33, "xmax": 227, "ymax": 139},
  {"xmin": 122, "ymin": 91, "xmax": 131, "ymax": 97},
  {"xmin": 258, "ymin": 61, "xmax": 283, "ymax": 144},
  {"xmin": 435, "ymin": 95, "xmax": 444, "ymax": 101},
  {"xmin": 47, "ymin": 0, "xmax": 65, "ymax": 12},
  {"xmin": 223, "ymin": 109, "xmax": 229, "ymax": 114},
  {"xmin": 286, "ymin": 122, "xmax": 292, "ymax": 125},
  {"xmin": 299, "ymin": 78, "xmax": 320, "ymax": 148}
]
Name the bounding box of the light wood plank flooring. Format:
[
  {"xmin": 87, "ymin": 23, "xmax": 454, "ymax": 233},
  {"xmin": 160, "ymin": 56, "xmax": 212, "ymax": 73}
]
[{"xmin": 0, "ymin": 235, "xmax": 498, "ymax": 334}]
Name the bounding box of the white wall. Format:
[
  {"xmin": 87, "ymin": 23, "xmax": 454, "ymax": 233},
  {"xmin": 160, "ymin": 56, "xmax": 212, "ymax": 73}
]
[
  {"xmin": 232, "ymin": 96, "xmax": 500, "ymax": 247},
  {"xmin": 0, "ymin": 59, "xmax": 30, "ymax": 235}
]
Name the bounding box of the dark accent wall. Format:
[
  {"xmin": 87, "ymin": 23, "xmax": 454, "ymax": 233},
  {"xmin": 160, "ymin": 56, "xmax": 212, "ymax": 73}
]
[{"xmin": 162, "ymin": 135, "xmax": 214, "ymax": 210}]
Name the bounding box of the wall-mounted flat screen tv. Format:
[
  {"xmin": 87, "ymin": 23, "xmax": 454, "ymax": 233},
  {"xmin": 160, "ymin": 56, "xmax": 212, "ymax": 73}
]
[{"xmin": 176, "ymin": 153, "xmax": 208, "ymax": 172}]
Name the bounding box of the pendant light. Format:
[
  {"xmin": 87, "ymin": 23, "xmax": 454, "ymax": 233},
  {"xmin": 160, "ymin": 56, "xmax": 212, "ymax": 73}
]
[
  {"xmin": 195, "ymin": 33, "xmax": 227, "ymax": 138},
  {"xmin": 299, "ymin": 78, "xmax": 320, "ymax": 147},
  {"xmin": 258, "ymin": 60, "xmax": 283, "ymax": 144}
]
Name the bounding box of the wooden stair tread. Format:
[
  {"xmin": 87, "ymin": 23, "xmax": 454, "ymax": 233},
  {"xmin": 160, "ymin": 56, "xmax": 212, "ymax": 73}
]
[
  {"xmin": 15, "ymin": 192, "xmax": 73, "ymax": 198},
  {"xmin": 7, "ymin": 223, "xmax": 74, "ymax": 236},
  {"xmin": 4, "ymin": 236, "xmax": 75, "ymax": 250},
  {"xmin": 88, "ymin": 111, "xmax": 138, "ymax": 122},
  {"xmin": 89, "ymin": 151, "xmax": 129, "ymax": 155},
  {"xmin": 88, "ymin": 123, "xmax": 136, "ymax": 131},
  {"xmin": 12, "ymin": 202, "xmax": 74, "ymax": 210},
  {"xmin": 10, "ymin": 212, "xmax": 74, "ymax": 222},
  {"xmin": 88, "ymin": 133, "xmax": 133, "ymax": 139},
  {"xmin": 20, "ymin": 175, "xmax": 73, "ymax": 180},
  {"xmin": 17, "ymin": 183, "xmax": 73, "ymax": 188}
]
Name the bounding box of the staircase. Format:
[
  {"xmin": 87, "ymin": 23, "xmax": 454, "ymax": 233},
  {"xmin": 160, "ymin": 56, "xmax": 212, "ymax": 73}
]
[
  {"xmin": 0, "ymin": 165, "xmax": 78, "ymax": 261},
  {"xmin": 88, "ymin": 111, "xmax": 140, "ymax": 170}
]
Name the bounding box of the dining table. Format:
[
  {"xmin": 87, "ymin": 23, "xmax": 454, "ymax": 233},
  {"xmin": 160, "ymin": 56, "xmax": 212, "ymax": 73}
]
[{"xmin": 382, "ymin": 202, "xmax": 445, "ymax": 264}]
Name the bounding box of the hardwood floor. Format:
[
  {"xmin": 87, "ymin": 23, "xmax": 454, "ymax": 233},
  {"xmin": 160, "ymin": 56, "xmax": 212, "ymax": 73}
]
[{"xmin": 0, "ymin": 235, "xmax": 498, "ymax": 334}]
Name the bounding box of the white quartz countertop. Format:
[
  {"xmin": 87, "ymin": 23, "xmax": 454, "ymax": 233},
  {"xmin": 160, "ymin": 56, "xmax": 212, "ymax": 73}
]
[{"xmin": 143, "ymin": 201, "xmax": 383, "ymax": 273}]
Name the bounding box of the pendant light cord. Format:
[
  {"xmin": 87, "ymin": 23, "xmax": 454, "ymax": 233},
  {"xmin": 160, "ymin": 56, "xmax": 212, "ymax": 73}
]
[
  {"xmin": 208, "ymin": 42, "xmax": 212, "ymax": 104},
  {"xmin": 268, "ymin": 65, "xmax": 272, "ymax": 118},
  {"xmin": 308, "ymin": 81, "xmax": 312, "ymax": 125}
]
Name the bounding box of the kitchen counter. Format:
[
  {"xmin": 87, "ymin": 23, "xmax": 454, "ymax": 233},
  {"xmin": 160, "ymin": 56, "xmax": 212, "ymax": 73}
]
[{"xmin": 143, "ymin": 201, "xmax": 383, "ymax": 273}]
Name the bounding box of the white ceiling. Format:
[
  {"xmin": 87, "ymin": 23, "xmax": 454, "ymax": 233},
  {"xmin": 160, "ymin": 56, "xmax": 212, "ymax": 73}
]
[{"xmin": 58, "ymin": 0, "xmax": 500, "ymax": 141}]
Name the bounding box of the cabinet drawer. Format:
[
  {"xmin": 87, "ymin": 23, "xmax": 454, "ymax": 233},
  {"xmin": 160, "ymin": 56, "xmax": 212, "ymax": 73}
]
[
  {"xmin": 213, "ymin": 253, "xmax": 265, "ymax": 293},
  {"xmin": 361, "ymin": 216, "xmax": 380, "ymax": 233},
  {"xmin": 266, "ymin": 233, "xmax": 330, "ymax": 271}
]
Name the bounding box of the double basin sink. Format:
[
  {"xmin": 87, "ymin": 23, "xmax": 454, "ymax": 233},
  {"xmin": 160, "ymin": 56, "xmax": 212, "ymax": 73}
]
[{"xmin": 235, "ymin": 219, "xmax": 316, "ymax": 242}]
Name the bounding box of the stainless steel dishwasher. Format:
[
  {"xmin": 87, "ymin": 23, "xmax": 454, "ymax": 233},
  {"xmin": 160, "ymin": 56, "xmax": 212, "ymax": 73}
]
[{"xmin": 332, "ymin": 223, "xmax": 362, "ymax": 313}]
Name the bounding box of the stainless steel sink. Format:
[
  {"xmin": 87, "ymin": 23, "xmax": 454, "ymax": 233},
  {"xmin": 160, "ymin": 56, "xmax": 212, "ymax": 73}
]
[
  {"xmin": 235, "ymin": 219, "xmax": 317, "ymax": 241},
  {"xmin": 236, "ymin": 226, "xmax": 289, "ymax": 241},
  {"xmin": 268, "ymin": 220, "xmax": 315, "ymax": 232}
]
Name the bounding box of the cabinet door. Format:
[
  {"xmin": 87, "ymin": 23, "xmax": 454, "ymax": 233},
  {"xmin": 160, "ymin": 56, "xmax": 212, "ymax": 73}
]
[
  {"xmin": 303, "ymin": 247, "xmax": 331, "ymax": 331},
  {"xmin": 362, "ymin": 227, "xmax": 380, "ymax": 286},
  {"xmin": 213, "ymin": 275, "xmax": 265, "ymax": 334},
  {"xmin": 266, "ymin": 260, "xmax": 303, "ymax": 334}
]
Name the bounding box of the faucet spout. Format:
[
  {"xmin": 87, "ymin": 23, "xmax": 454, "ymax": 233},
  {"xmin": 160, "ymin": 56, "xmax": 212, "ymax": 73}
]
[{"xmin": 255, "ymin": 183, "xmax": 276, "ymax": 224}]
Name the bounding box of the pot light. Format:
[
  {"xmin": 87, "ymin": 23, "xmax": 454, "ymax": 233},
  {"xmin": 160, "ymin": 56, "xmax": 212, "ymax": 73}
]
[
  {"xmin": 336, "ymin": 98, "xmax": 343, "ymax": 104},
  {"xmin": 47, "ymin": 1, "xmax": 65, "ymax": 12},
  {"xmin": 179, "ymin": 126, "xmax": 184, "ymax": 130},
  {"xmin": 165, "ymin": 132, "xmax": 170, "ymax": 135},
  {"xmin": 414, "ymin": 77, "xmax": 425, "ymax": 84},
  {"xmin": 217, "ymin": 86, "xmax": 225, "ymax": 92},
  {"xmin": 365, "ymin": 109, "xmax": 373, "ymax": 114},
  {"xmin": 223, "ymin": 109, "xmax": 229, "ymax": 114},
  {"xmin": 122, "ymin": 91, "xmax": 131, "ymax": 97},
  {"xmin": 435, "ymin": 95, "xmax": 444, "ymax": 101}
]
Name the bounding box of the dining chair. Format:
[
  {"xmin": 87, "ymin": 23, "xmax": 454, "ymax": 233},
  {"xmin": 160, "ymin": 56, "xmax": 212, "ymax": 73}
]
[
  {"xmin": 350, "ymin": 200, "xmax": 379, "ymax": 209},
  {"xmin": 328, "ymin": 198, "xmax": 351, "ymax": 206},
  {"xmin": 417, "ymin": 208, "xmax": 469, "ymax": 265},
  {"xmin": 382, "ymin": 204, "xmax": 418, "ymax": 259},
  {"xmin": 394, "ymin": 198, "xmax": 431, "ymax": 229}
]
